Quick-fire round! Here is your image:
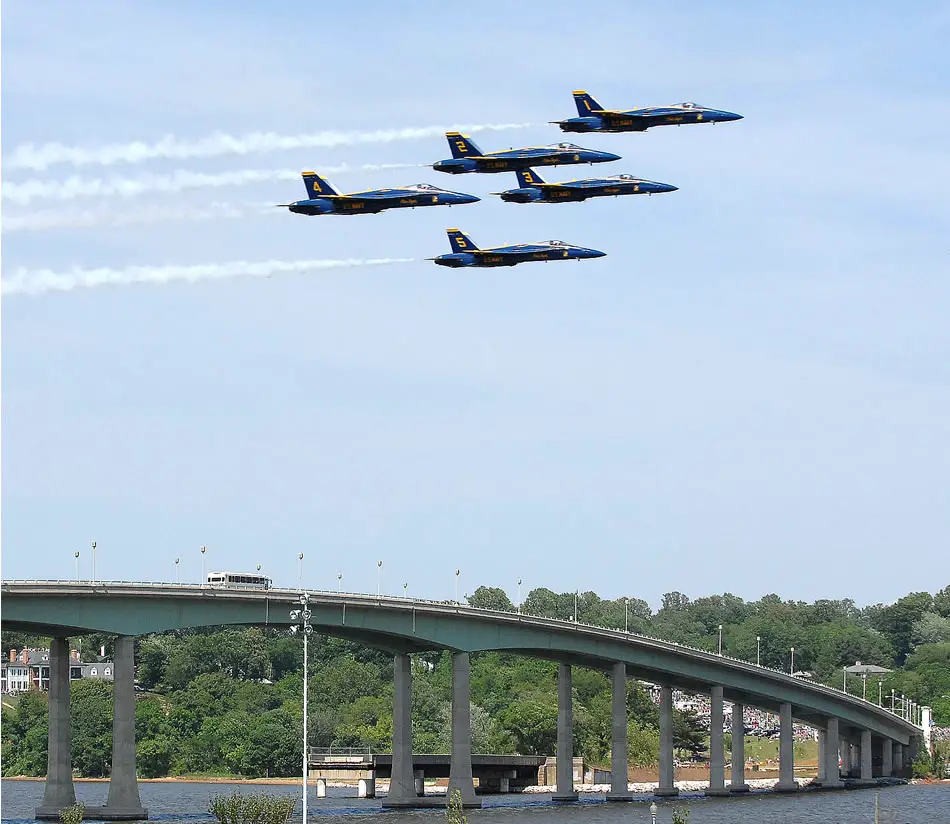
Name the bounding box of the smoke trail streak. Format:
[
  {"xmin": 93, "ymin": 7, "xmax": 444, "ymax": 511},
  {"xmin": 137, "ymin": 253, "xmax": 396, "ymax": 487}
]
[
  {"xmin": 2, "ymin": 202, "xmax": 279, "ymax": 233},
  {"xmin": 7, "ymin": 123, "xmax": 536, "ymax": 171},
  {"xmin": 1, "ymin": 257, "xmax": 416, "ymax": 296},
  {"xmin": 3, "ymin": 162, "xmax": 426, "ymax": 205}
]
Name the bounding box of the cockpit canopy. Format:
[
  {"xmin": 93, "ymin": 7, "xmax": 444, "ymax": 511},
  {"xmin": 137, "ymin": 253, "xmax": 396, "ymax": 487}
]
[
  {"xmin": 680, "ymin": 102, "xmax": 703, "ymax": 109},
  {"xmin": 550, "ymin": 142, "xmax": 583, "ymax": 150},
  {"xmin": 545, "ymin": 240, "xmax": 568, "ymax": 246},
  {"xmin": 617, "ymin": 174, "xmax": 641, "ymax": 181},
  {"xmin": 406, "ymin": 183, "xmax": 441, "ymax": 191}
]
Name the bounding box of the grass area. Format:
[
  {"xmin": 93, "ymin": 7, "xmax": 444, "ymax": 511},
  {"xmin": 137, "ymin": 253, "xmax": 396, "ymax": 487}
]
[{"xmin": 733, "ymin": 737, "xmax": 819, "ymax": 765}]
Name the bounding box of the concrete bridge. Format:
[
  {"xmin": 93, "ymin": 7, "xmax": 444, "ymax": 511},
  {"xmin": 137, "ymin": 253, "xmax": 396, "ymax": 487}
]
[{"xmin": 1, "ymin": 580, "xmax": 924, "ymax": 817}]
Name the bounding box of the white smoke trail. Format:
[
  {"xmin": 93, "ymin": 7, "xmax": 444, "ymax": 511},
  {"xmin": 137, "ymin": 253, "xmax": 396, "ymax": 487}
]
[
  {"xmin": 2, "ymin": 162, "xmax": 426, "ymax": 205},
  {"xmin": 6, "ymin": 123, "xmax": 536, "ymax": 171},
  {"xmin": 2, "ymin": 201, "xmax": 278, "ymax": 233},
  {"xmin": 1, "ymin": 257, "xmax": 417, "ymax": 296}
]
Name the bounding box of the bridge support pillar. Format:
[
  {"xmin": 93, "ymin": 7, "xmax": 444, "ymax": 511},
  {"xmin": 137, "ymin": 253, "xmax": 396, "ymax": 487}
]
[
  {"xmin": 553, "ymin": 663, "xmax": 578, "ymax": 801},
  {"xmin": 817, "ymin": 730, "xmax": 826, "ymax": 782},
  {"xmin": 893, "ymin": 742, "xmax": 903, "ymax": 777},
  {"xmin": 35, "ymin": 637, "xmax": 77, "ymax": 820},
  {"xmin": 841, "ymin": 740, "xmax": 852, "ymax": 777},
  {"xmin": 656, "ymin": 684, "xmax": 679, "ymax": 796},
  {"xmin": 881, "ymin": 737, "xmax": 893, "ymax": 777},
  {"xmin": 729, "ymin": 702, "xmax": 749, "ymax": 792},
  {"xmin": 704, "ymin": 686, "xmax": 728, "ymax": 796},
  {"xmin": 823, "ymin": 718, "xmax": 843, "ymax": 788},
  {"xmin": 447, "ymin": 652, "xmax": 480, "ymax": 808},
  {"xmin": 382, "ymin": 652, "xmax": 416, "ymax": 807},
  {"xmin": 859, "ymin": 730, "xmax": 873, "ymax": 783},
  {"xmin": 103, "ymin": 635, "xmax": 148, "ymax": 820},
  {"xmin": 775, "ymin": 702, "xmax": 797, "ymax": 791},
  {"xmin": 606, "ymin": 662, "xmax": 631, "ymax": 801}
]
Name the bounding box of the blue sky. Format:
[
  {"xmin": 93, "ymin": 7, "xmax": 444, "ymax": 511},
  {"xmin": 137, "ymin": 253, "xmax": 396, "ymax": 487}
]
[{"xmin": 2, "ymin": 1, "xmax": 949, "ymax": 608}]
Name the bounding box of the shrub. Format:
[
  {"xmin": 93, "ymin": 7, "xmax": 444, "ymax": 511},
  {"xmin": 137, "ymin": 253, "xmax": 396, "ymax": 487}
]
[
  {"xmin": 671, "ymin": 806, "xmax": 691, "ymax": 824},
  {"xmin": 445, "ymin": 788, "xmax": 467, "ymax": 824},
  {"xmin": 208, "ymin": 791, "xmax": 296, "ymax": 824},
  {"xmin": 59, "ymin": 803, "xmax": 84, "ymax": 824}
]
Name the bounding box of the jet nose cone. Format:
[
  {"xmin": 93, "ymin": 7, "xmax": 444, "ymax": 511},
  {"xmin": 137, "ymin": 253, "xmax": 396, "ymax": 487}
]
[
  {"xmin": 720, "ymin": 111, "xmax": 743, "ymax": 122},
  {"xmin": 459, "ymin": 194, "xmax": 480, "ymax": 204},
  {"xmin": 660, "ymin": 184, "xmax": 679, "ymax": 193},
  {"xmin": 600, "ymin": 152, "xmax": 622, "ymax": 161},
  {"xmin": 587, "ymin": 249, "xmax": 606, "ymax": 258}
]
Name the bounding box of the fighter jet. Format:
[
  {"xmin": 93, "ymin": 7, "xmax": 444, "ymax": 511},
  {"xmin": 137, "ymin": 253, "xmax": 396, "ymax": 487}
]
[
  {"xmin": 432, "ymin": 132, "xmax": 620, "ymax": 174},
  {"xmin": 427, "ymin": 229, "xmax": 606, "ymax": 268},
  {"xmin": 493, "ymin": 167, "xmax": 678, "ymax": 204},
  {"xmin": 278, "ymin": 172, "xmax": 479, "ymax": 215},
  {"xmin": 553, "ymin": 90, "xmax": 743, "ymax": 133}
]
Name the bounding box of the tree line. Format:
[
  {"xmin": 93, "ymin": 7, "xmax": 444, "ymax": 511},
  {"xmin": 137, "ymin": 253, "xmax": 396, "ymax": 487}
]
[{"xmin": 1, "ymin": 583, "xmax": 947, "ymax": 779}]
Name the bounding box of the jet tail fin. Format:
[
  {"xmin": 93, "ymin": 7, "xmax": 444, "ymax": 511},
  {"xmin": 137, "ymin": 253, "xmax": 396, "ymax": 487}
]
[
  {"xmin": 573, "ymin": 90, "xmax": 604, "ymax": 116},
  {"xmin": 446, "ymin": 132, "xmax": 483, "ymax": 159},
  {"xmin": 516, "ymin": 168, "xmax": 545, "ymax": 187},
  {"xmin": 447, "ymin": 228, "xmax": 478, "ymax": 252},
  {"xmin": 302, "ymin": 171, "xmax": 339, "ymax": 199}
]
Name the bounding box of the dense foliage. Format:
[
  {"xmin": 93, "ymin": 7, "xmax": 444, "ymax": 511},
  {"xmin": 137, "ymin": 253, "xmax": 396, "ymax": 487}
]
[{"xmin": 2, "ymin": 583, "xmax": 946, "ymax": 779}]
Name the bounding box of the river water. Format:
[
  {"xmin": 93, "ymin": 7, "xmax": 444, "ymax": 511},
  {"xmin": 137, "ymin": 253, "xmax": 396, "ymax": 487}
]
[{"xmin": 1, "ymin": 780, "xmax": 946, "ymax": 824}]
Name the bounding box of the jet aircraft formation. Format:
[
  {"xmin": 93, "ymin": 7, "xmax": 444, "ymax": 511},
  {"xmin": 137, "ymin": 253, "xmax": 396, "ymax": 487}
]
[{"xmin": 278, "ymin": 89, "xmax": 742, "ymax": 269}]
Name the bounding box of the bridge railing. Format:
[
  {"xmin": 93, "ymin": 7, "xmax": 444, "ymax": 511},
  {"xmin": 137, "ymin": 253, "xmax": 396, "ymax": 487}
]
[
  {"xmin": 309, "ymin": 746, "xmax": 372, "ymax": 759},
  {"xmin": 1, "ymin": 579, "xmax": 917, "ymax": 730}
]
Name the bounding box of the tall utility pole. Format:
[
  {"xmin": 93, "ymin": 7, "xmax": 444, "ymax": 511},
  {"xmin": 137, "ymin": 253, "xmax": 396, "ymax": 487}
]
[
  {"xmin": 298, "ymin": 553, "xmax": 304, "ymax": 591},
  {"xmin": 175, "ymin": 557, "xmax": 180, "ymax": 583},
  {"xmin": 790, "ymin": 647, "xmax": 795, "ymax": 675},
  {"xmin": 624, "ymin": 597, "xmax": 629, "ymax": 633},
  {"xmin": 290, "ymin": 595, "xmax": 312, "ymax": 824}
]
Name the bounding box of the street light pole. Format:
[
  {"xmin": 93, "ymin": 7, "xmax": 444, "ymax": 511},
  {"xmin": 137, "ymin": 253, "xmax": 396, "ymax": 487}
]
[
  {"xmin": 290, "ymin": 594, "xmax": 312, "ymax": 823},
  {"xmin": 455, "ymin": 568, "xmax": 460, "ymax": 604},
  {"xmin": 175, "ymin": 557, "xmax": 180, "ymax": 583},
  {"xmin": 74, "ymin": 551, "xmax": 80, "ymax": 580},
  {"xmin": 862, "ymin": 673, "xmax": 867, "ymax": 701},
  {"xmin": 718, "ymin": 624, "xmax": 723, "ymax": 656},
  {"xmin": 200, "ymin": 545, "xmax": 206, "ymax": 586},
  {"xmin": 624, "ymin": 597, "xmax": 629, "ymax": 633},
  {"xmin": 878, "ymin": 680, "xmax": 883, "ymax": 706},
  {"xmin": 377, "ymin": 560, "xmax": 382, "ymax": 597},
  {"xmin": 790, "ymin": 647, "xmax": 795, "ymax": 675},
  {"xmin": 517, "ymin": 579, "xmax": 522, "ymax": 613},
  {"xmin": 756, "ymin": 635, "xmax": 761, "ymax": 667},
  {"xmin": 337, "ymin": 572, "xmax": 342, "ymax": 593},
  {"xmin": 298, "ymin": 553, "xmax": 304, "ymax": 591},
  {"xmin": 91, "ymin": 541, "xmax": 97, "ymax": 583}
]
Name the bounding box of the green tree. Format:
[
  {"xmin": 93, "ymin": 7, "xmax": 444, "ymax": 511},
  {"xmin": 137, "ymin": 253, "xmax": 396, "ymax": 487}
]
[
  {"xmin": 467, "ymin": 586, "xmax": 514, "ymax": 612},
  {"xmin": 70, "ymin": 680, "xmax": 113, "ymax": 777}
]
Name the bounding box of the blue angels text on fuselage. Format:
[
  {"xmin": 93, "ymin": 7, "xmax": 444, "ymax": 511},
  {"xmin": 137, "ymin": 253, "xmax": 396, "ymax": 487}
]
[
  {"xmin": 554, "ymin": 90, "xmax": 743, "ymax": 133},
  {"xmin": 428, "ymin": 229, "xmax": 606, "ymax": 268},
  {"xmin": 432, "ymin": 132, "xmax": 620, "ymax": 174},
  {"xmin": 493, "ymin": 167, "xmax": 678, "ymax": 204},
  {"xmin": 278, "ymin": 172, "xmax": 480, "ymax": 215}
]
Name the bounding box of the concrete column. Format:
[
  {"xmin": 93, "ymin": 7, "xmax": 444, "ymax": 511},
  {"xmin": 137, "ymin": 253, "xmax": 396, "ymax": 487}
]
[
  {"xmin": 413, "ymin": 769, "xmax": 425, "ymax": 796},
  {"xmin": 824, "ymin": 718, "xmax": 843, "ymax": 788},
  {"xmin": 553, "ymin": 663, "xmax": 578, "ymax": 801},
  {"xmin": 776, "ymin": 702, "xmax": 797, "ymax": 792},
  {"xmin": 860, "ymin": 730, "xmax": 872, "ymax": 783},
  {"xmin": 316, "ymin": 778, "xmax": 327, "ymax": 798},
  {"xmin": 656, "ymin": 684, "xmax": 679, "ymax": 796},
  {"xmin": 382, "ymin": 653, "xmax": 415, "ymax": 807},
  {"xmin": 817, "ymin": 730, "xmax": 826, "ymax": 782},
  {"xmin": 893, "ymin": 742, "xmax": 903, "ymax": 777},
  {"xmin": 729, "ymin": 702, "xmax": 749, "ymax": 792},
  {"xmin": 841, "ymin": 741, "xmax": 851, "ymax": 777},
  {"xmin": 447, "ymin": 652, "xmax": 478, "ymax": 807},
  {"xmin": 881, "ymin": 737, "xmax": 893, "ymax": 777},
  {"xmin": 606, "ymin": 662, "xmax": 631, "ymax": 801},
  {"xmin": 358, "ymin": 774, "xmax": 376, "ymax": 798},
  {"xmin": 35, "ymin": 638, "xmax": 76, "ymax": 820},
  {"xmin": 104, "ymin": 636, "xmax": 147, "ymax": 818},
  {"xmin": 705, "ymin": 686, "xmax": 728, "ymax": 796}
]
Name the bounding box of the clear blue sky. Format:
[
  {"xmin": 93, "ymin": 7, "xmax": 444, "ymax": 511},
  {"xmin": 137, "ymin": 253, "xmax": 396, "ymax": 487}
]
[{"xmin": 2, "ymin": 1, "xmax": 948, "ymax": 608}]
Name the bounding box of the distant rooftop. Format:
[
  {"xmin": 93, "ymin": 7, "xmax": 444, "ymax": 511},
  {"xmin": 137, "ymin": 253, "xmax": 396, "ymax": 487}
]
[{"xmin": 844, "ymin": 660, "xmax": 892, "ymax": 675}]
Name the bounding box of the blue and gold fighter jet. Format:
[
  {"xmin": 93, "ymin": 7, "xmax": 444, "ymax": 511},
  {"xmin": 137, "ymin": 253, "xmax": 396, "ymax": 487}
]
[
  {"xmin": 432, "ymin": 132, "xmax": 620, "ymax": 174},
  {"xmin": 554, "ymin": 90, "xmax": 743, "ymax": 133},
  {"xmin": 278, "ymin": 171, "xmax": 480, "ymax": 215},
  {"xmin": 493, "ymin": 168, "xmax": 678, "ymax": 204},
  {"xmin": 427, "ymin": 229, "xmax": 606, "ymax": 268}
]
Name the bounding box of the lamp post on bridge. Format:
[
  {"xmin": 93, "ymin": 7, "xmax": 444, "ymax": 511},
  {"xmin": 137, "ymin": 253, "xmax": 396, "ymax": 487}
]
[
  {"xmin": 377, "ymin": 560, "xmax": 383, "ymax": 597},
  {"xmin": 862, "ymin": 672, "xmax": 867, "ymax": 701},
  {"xmin": 289, "ymin": 595, "xmax": 313, "ymax": 824},
  {"xmin": 517, "ymin": 578, "xmax": 522, "ymax": 614},
  {"xmin": 878, "ymin": 679, "xmax": 883, "ymax": 706},
  {"xmin": 175, "ymin": 557, "xmax": 179, "ymax": 583},
  {"xmin": 200, "ymin": 545, "xmax": 206, "ymax": 586},
  {"xmin": 74, "ymin": 551, "xmax": 80, "ymax": 581},
  {"xmin": 718, "ymin": 624, "xmax": 723, "ymax": 656},
  {"xmin": 573, "ymin": 590, "xmax": 578, "ymax": 623},
  {"xmin": 790, "ymin": 646, "xmax": 795, "ymax": 675},
  {"xmin": 756, "ymin": 635, "xmax": 761, "ymax": 666},
  {"xmin": 455, "ymin": 568, "xmax": 460, "ymax": 604},
  {"xmin": 337, "ymin": 572, "xmax": 342, "ymax": 593},
  {"xmin": 624, "ymin": 597, "xmax": 628, "ymax": 633},
  {"xmin": 91, "ymin": 541, "xmax": 97, "ymax": 584},
  {"xmin": 298, "ymin": 553, "xmax": 304, "ymax": 591}
]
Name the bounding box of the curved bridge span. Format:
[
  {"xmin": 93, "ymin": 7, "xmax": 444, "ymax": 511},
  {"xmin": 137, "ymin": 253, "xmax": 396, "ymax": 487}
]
[{"xmin": 1, "ymin": 581, "xmax": 922, "ymax": 816}]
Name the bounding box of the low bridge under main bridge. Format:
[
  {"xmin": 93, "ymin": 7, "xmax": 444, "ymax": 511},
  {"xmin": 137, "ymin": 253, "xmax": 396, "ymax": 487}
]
[{"xmin": 1, "ymin": 581, "xmax": 924, "ymax": 817}]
